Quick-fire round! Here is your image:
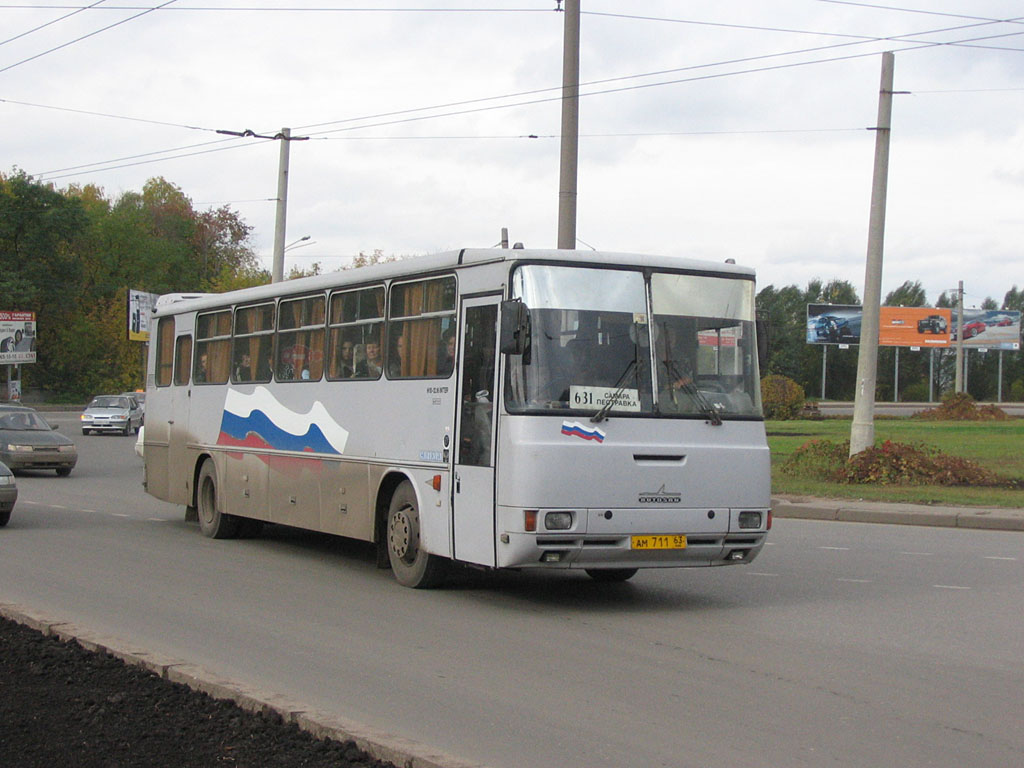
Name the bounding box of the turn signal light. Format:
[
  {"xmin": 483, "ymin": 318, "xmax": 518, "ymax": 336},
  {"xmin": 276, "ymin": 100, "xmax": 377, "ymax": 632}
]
[
  {"xmin": 524, "ymin": 510, "xmax": 538, "ymax": 532},
  {"xmin": 432, "ymin": 474, "xmax": 442, "ymax": 492}
]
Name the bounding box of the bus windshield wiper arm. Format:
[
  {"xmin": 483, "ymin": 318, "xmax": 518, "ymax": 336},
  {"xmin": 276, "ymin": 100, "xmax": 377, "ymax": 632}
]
[
  {"xmin": 664, "ymin": 360, "xmax": 722, "ymax": 426},
  {"xmin": 591, "ymin": 359, "xmax": 636, "ymax": 424}
]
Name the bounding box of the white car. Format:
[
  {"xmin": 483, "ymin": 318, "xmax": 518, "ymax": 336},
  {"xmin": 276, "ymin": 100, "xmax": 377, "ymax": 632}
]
[{"xmin": 81, "ymin": 395, "xmax": 143, "ymax": 435}]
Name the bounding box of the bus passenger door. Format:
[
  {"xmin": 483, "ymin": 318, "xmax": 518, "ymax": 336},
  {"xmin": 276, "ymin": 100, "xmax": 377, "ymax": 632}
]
[{"xmin": 452, "ymin": 297, "xmax": 499, "ymax": 566}]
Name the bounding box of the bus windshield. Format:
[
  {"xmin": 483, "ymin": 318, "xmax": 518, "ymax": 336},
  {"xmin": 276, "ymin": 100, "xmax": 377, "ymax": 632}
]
[{"xmin": 505, "ymin": 264, "xmax": 762, "ymax": 418}]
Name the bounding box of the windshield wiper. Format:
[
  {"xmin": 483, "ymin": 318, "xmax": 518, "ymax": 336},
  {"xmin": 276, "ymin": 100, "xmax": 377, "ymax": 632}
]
[
  {"xmin": 663, "ymin": 360, "xmax": 722, "ymax": 426},
  {"xmin": 591, "ymin": 359, "xmax": 637, "ymax": 424}
]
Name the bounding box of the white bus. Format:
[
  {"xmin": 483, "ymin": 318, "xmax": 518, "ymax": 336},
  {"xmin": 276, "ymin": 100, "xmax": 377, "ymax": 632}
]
[{"xmin": 143, "ymin": 248, "xmax": 771, "ymax": 587}]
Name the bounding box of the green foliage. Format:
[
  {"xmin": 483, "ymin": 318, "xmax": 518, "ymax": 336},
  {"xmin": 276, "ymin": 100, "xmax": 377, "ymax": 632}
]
[
  {"xmin": 782, "ymin": 438, "xmax": 1014, "ymax": 487},
  {"xmin": 760, "ymin": 374, "xmax": 806, "ymax": 419},
  {"xmin": 1010, "ymin": 378, "xmax": 1024, "ymax": 402},
  {"xmin": 901, "ymin": 381, "xmax": 930, "ymax": 402},
  {"xmin": 913, "ymin": 392, "xmax": 1008, "ymax": 421},
  {"xmin": 1, "ymin": 170, "xmax": 260, "ymax": 399}
]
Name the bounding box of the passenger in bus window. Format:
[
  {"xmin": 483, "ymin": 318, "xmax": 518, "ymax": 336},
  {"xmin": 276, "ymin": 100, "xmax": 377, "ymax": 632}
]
[
  {"xmin": 234, "ymin": 353, "xmax": 251, "ymax": 382},
  {"xmin": 195, "ymin": 353, "xmax": 208, "ymax": 383},
  {"xmin": 357, "ymin": 340, "xmax": 384, "ymax": 378},
  {"xmin": 336, "ymin": 340, "xmax": 355, "ymax": 378},
  {"xmin": 437, "ymin": 329, "xmax": 456, "ymax": 376},
  {"xmin": 388, "ymin": 332, "xmax": 406, "ymax": 378}
]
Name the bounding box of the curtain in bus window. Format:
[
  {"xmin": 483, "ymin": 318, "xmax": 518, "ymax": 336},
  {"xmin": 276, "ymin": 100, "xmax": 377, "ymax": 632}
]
[
  {"xmin": 173, "ymin": 336, "xmax": 192, "ymax": 385},
  {"xmin": 391, "ymin": 278, "xmax": 454, "ymax": 378},
  {"xmin": 155, "ymin": 317, "xmax": 175, "ymax": 387},
  {"xmin": 277, "ymin": 297, "xmax": 325, "ymax": 381},
  {"xmin": 196, "ymin": 311, "xmax": 231, "ymax": 384}
]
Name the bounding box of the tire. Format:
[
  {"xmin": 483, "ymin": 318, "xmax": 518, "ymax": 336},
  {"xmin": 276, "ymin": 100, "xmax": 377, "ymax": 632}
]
[
  {"xmin": 386, "ymin": 480, "xmax": 447, "ymax": 588},
  {"xmin": 196, "ymin": 459, "xmax": 240, "ymax": 539},
  {"xmin": 122, "ymin": 422, "xmax": 131, "ymax": 436},
  {"xmin": 82, "ymin": 428, "xmax": 90, "ymax": 436},
  {"xmin": 0, "ymin": 508, "xmax": 10, "ymax": 526},
  {"xmin": 586, "ymin": 568, "xmax": 638, "ymax": 583},
  {"xmin": 56, "ymin": 467, "xmax": 72, "ymax": 477}
]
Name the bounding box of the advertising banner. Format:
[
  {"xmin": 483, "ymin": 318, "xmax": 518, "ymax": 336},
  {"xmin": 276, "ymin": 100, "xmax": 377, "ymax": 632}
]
[
  {"xmin": 879, "ymin": 307, "xmax": 951, "ymax": 347},
  {"xmin": 806, "ymin": 304, "xmax": 862, "ymax": 344},
  {"xmin": 807, "ymin": 305, "xmax": 1021, "ymax": 350},
  {"xmin": 953, "ymin": 309, "xmax": 1022, "ymax": 350},
  {"xmin": 0, "ymin": 311, "xmax": 37, "ymax": 364},
  {"xmin": 128, "ymin": 290, "xmax": 160, "ymax": 342}
]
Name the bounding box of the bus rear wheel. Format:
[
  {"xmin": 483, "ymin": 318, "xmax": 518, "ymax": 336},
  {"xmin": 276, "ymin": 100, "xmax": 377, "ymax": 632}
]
[
  {"xmin": 196, "ymin": 460, "xmax": 240, "ymax": 539},
  {"xmin": 386, "ymin": 480, "xmax": 446, "ymax": 588},
  {"xmin": 585, "ymin": 568, "xmax": 638, "ymax": 583}
]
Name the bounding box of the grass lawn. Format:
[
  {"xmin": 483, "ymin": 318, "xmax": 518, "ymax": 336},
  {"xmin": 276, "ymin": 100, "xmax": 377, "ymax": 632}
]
[{"xmin": 766, "ymin": 418, "xmax": 1024, "ymax": 508}]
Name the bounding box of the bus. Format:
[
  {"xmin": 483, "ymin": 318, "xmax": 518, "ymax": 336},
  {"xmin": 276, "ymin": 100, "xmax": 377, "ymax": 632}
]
[{"xmin": 143, "ymin": 248, "xmax": 771, "ymax": 587}]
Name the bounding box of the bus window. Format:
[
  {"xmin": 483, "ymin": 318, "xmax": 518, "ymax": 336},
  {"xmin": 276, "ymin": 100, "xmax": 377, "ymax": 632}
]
[
  {"xmin": 195, "ymin": 310, "xmax": 232, "ymax": 384},
  {"xmin": 277, "ymin": 295, "xmax": 325, "ymax": 382},
  {"xmin": 173, "ymin": 335, "xmax": 192, "ymax": 386},
  {"xmin": 232, "ymin": 303, "xmax": 274, "ymax": 384},
  {"xmin": 155, "ymin": 317, "xmax": 175, "ymax": 387},
  {"xmin": 328, "ymin": 286, "xmax": 384, "ymax": 380},
  {"xmin": 388, "ymin": 276, "xmax": 456, "ymax": 378}
]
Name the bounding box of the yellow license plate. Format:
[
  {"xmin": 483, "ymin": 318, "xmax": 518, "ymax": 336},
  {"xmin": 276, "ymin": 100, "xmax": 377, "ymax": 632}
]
[{"xmin": 631, "ymin": 534, "xmax": 687, "ymax": 550}]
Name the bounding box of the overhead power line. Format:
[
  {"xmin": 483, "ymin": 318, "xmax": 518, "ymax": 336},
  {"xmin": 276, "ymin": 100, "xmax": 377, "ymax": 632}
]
[{"xmin": 0, "ymin": 0, "xmax": 179, "ymax": 74}]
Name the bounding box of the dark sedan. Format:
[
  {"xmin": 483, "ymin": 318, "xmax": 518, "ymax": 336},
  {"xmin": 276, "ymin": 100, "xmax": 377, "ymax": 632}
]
[
  {"xmin": 0, "ymin": 460, "xmax": 16, "ymax": 526},
  {"xmin": 0, "ymin": 406, "xmax": 78, "ymax": 476}
]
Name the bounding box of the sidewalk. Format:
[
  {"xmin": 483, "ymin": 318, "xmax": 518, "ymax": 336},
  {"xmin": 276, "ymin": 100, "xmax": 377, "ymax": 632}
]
[{"xmin": 773, "ymin": 494, "xmax": 1024, "ymax": 532}]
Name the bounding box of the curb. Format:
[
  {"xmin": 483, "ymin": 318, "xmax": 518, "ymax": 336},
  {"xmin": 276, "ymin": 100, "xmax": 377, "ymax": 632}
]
[
  {"xmin": 0, "ymin": 603, "xmax": 488, "ymax": 768},
  {"xmin": 772, "ymin": 496, "xmax": 1024, "ymax": 532}
]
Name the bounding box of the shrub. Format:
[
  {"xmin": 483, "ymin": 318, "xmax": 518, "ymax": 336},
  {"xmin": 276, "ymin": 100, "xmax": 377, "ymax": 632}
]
[
  {"xmin": 913, "ymin": 392, "xmax": 1008, "ymax": 421},
  {"xmin": 761, "ymin": 374, "xmax": 805, "ymax": 420},
  {"xmin": 1009, "ymin": 378, "xmax": 1024, "ymax": 403},
  {"xmin": 780, "ymin": 438, "xmax": 1017, "ymax": 487},
  {"xmin": 900, "ymin": 381, "xmax": 930, "ymax": 402}
]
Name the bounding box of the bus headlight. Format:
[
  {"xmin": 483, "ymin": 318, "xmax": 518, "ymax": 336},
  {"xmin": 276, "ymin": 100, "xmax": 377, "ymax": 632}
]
[{"xmin": 545, "ymin": 511, "xmax": 573, "ymax": 530}]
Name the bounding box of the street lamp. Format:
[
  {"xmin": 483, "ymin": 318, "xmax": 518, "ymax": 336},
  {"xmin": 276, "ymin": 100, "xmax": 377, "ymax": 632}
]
[{"xmin": 285, "ymin": 236, "xmax": 311, "ymax": 251}]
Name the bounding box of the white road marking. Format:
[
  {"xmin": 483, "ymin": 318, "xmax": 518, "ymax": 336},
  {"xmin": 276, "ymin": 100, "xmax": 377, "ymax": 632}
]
[
  {"xmin": 900, "ymin": 551, "xmax": 933, "ymax": 556},
  {"xmin": 819, "ymin": 546, "xmax": 850, "ymax": 551},
  {"xmin": 933, "ymin": 584, "xmax": 971, "ymax": 590},
  {"xmin": 837, "ymin": 578, "xmax": 873, "ymax": 583},
  {"xmin": 746, "ymin": 572, "xmax": 780, "ymax": 577},
  {"xmin": 983, "ymin": 556, "xmax": 1017, "ymax": 561}
]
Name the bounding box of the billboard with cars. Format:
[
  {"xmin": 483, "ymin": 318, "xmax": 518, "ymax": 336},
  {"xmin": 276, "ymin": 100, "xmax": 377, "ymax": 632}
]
[
  {"xmin": 806, "ymin": 305, "xmax": 1021, "ymax": 349},
  {"xmin": 0, "ymin": 311, "xmax": 37, "ymax": 364}
]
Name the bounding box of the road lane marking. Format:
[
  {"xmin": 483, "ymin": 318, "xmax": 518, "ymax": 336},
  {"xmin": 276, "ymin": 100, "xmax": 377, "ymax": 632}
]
[
  {"xmin": 819, "ymin": 546, "xmax": 850, "ymax": 551},
  {"xmin": 900, "ymin": 551, "xmax": 933, "ymax": 556},
  {"xmin": 837, "ymin": 578, "xmax": 872, "ymax": 583},
  {"xmin": 745, "ymin": 572, "xmax": 779, "ymax": 577},
  {"xmin": 933, "ymin": 585, "xmax": 971, "ymax": 590},
  {"xmin": 984, "ymin": 556, "xmax": 1017, "ymax": 561}
]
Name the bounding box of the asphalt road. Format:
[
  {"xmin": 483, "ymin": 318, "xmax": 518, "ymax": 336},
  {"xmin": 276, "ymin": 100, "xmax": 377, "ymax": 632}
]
[{"xmin": 1, "ymin": 412, "xmax": 1022, "ymax": 768}]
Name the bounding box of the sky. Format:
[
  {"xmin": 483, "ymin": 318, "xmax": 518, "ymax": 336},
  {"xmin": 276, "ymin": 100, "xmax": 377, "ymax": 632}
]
[{"xmin": 3, "ymin": 1, "xmax": 1023, "ymax": 310}]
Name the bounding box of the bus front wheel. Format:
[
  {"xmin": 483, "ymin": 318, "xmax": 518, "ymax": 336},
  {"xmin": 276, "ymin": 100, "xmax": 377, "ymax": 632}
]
[
  {"xmin": 196, "ymin": 460, "xmax": 240, "ymax": 539},
  {"xmin": 386, "ymin": 481, "xmax": 446, "ymax": 588}
]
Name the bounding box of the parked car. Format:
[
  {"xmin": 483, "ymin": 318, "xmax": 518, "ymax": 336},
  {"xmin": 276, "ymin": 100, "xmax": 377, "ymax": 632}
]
[
  {"xmin": 917, "ymin": 315, "xmax": 947, "ymax": 334},
  {"xmin": 0, "ymin": 460, "xmax": 17, "ymax": 526},
  {"xmin": 0, "ymin": 405, "xmax": 78, "ymax": 476},
  {"xmin": 81, "ymin": 395, "xmax": 143, "ymax": 435}
]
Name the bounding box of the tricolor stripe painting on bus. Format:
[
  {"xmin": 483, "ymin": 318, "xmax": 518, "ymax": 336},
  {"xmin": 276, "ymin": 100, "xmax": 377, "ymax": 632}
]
[
  {"xmin": 560, "ymin": 420, "xmax": 606, "ymax": 443},
  {"xmin": 217, "ymin": 386, "xmax": 349, "ymax": 454}
]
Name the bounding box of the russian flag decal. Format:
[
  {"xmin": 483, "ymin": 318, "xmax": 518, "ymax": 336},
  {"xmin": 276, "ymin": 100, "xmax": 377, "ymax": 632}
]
[{"xmin": 560, "ymin": 420, "xmax": 606, "ymax": 443}]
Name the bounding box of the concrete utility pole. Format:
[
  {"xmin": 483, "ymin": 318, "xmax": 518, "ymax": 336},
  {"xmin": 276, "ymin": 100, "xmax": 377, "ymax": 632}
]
[
  {"xmin": 214, "ymin": 126, "xmax": 308, "ymax": 283},
  {"xmin": 272, "ymin": 128, "xmax": 294, "ymax": 284},
  {"xmin": 556, "ymin": 0, "xmax": 580, "ymax": 250},
  {"xmin": 850, "ymin": 52, "xmax": 896, "ymax": 457},
  {"xmin": 955, "ymin": 281, "xmax": 964, "ymax": 392}
]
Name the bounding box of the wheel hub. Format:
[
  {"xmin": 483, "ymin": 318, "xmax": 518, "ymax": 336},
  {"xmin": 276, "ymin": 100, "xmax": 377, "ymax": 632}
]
[{"xmin": 389, "ymin": 506, "xmax": 412, "ymax": 560}]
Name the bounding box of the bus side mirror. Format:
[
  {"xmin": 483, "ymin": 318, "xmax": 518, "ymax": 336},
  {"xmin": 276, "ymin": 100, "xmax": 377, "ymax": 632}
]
[
  {"xmin": 755, "ymin": 316, "xmax": 769, "ymax": 369},
  {"xmin": 499, "ymin": 300, "xmax": 529, "ymax": 355}
]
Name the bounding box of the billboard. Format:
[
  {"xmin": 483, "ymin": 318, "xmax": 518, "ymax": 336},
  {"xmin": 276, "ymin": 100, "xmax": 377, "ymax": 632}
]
[
  {"xmin": 952, "ymin": 309, "xmax": 1021, "ymax": 350},
  {"xmin": 806, "ymin": 304, "xmax": 862, "ymax": 344},
  {"xmin": 128, "ymin": 290, "xmax": 159, "ymax": 342},
  {"xmin": 807, "ymin": 305, "xmax": 1022, "ymax": 349},
  {"xmin": 879, "ymin": 307, "xmax": 951, "ymax": 347},
  {"xmin": 0, "ymin": 311, "xmax": 37, "ymax": 364}
]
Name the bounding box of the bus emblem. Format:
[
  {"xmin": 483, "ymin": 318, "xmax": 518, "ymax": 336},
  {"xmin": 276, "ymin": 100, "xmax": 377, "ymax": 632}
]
[{"xmin": 638, "ymin": 484, "xmax": 682, "ymax": 504}]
